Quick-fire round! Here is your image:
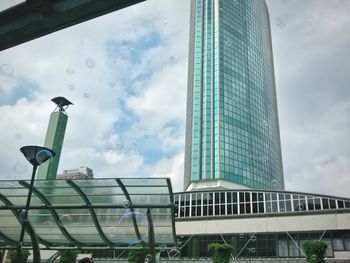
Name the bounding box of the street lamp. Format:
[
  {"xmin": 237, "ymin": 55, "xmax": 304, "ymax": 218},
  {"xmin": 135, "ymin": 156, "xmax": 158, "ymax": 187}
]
[{"xmin": 15, "ymin": 146, "xmax": 55, "ymax": 263}]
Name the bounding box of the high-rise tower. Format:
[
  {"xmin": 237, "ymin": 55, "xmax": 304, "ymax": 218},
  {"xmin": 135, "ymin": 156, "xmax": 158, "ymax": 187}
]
[
  {"xmin": 37, "ymin": 97, "xmax": 73, "ymax": 180},
  {"xmin": 184, "ymin": 0, "xmax": 284, "ymax": 191}
]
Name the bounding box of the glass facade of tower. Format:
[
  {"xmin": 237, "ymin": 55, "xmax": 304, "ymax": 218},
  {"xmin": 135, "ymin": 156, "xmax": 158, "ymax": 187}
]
[{"xmin": 184, "ymin": 0, "xmax": 284, "ymax": 190}]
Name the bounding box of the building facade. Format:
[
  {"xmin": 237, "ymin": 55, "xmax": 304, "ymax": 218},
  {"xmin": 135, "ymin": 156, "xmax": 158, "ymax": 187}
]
[
  {"xmin": 56, "ymin": 166, "xmax": 94, "ymax": 180},
  {"xmin": 174, "ymin": 189, "xmax": 350, "ymax": 259},
  {"xmin": 184, "ymin": 0, "xmax": 284, "ymax": 191}
]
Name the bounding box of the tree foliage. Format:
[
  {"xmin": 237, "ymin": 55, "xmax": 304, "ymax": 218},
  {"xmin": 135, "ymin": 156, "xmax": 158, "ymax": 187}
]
[
  {"xmin": 302, "ymin": 240, "xmax": 328, "ymax": 263},
  {"xmin": 59, "ymin": 250, "xmax": 78, "ymax": 263},
  {"xmin": 128, "ymin": 245, "xmax": 147, "ymax": 263},
  {"xmin": 7, "ymin": 250, "xmax": 30, "ymax": 263},
  {"xmin": 208, "ymin": 243, "xmax": 233, "ymax": 263}
]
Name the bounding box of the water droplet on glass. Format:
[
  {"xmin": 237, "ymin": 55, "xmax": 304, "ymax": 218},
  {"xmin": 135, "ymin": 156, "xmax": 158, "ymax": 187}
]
[
  {"xmin": 65, "ymin": 68, "xmax": 74, "ymax": 75},
  {"xmin": 168, "ymin": 249, "xmax": 180, "ymax": 258},
  {"xmin": 122, "ymin": 199, "xmax": 131, "ymax": 208},
  {"xmin": 36, "ymin": 149, "xmax": 54, "ymax": 164},
  {"xmin": 120, "ymin": 53, "xmax": 128, "ymax": 61},
  {"xmin": 13, "ymin": 162, "xmax": 28, "ymax": 174},
  {"xmin": 109, "ymin": 81, "xmax": 116, "ymax": 87},
  {"xmin": 169, "ymin": 56, "xmax": 175, "ymax": 63},
  {"xmin": 68, "ymin": 84, "xmax": 75, "ymax": 90},
  {"xmin": 59, "ymin": 214, "xmax": 73, "ymax": 226},
  {"xmin": 85, "ymin": 58, "xmax": 96, "ymax": 68},
  {"xmin": 83, "ymin": 93, "xmax": 90, "ymax": 98},
  {"xmin": 116, "ymin": 144, "xmax": 124, "ymax": 151},
  {"xmin": 121, "ymin": 40, "xmax": 129, "ymax": 46},
  {"xmin": 145, "ymin": 255, "xmax": 153, "ymax": 262},
  {"xmin": 272, "ymin": 179, "xmax": 279, "ymax": 187},
  {"xmin": 118, "ymin": 211, "xmax": 148, "ymax": 244},
  {"xmin": 163, "ymin": 19, "xmax": 168, "ymax": 24},
  {"xmin": 275, "ymin": 17, "xmax": 285, "ymax": 29},
  {"xmin": 0, "ymin": 64, "xmax": 14, "ymax": 77},
  {"xmin": 160, "ymin": 244, "xmax": 167, "ymax": 252},
  {"xmin": 14, "ymin": 133, "xmax": 22, "ymax": 140}
]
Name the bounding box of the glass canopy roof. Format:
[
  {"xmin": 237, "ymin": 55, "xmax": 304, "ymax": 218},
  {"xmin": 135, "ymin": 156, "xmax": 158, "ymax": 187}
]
[{"xmin": 0, "ymin": 178, "xmax": 176, "ymax": 250}]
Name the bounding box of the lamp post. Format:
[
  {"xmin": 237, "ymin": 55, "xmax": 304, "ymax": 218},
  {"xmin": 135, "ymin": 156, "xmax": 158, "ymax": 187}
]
[{"xmin": 15, "ymin": 146, "xmax": 55, "ymax": 263}]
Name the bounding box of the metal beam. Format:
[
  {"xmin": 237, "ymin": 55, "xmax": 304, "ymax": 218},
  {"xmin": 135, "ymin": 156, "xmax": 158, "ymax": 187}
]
[
  {"xmin": 0, "ymin": 0, "xmax": 146, "ymax": 51},
  {"xmin": 146, "ymin": 208, "xmax": 156, "ymax": 263},
  {"xmin": 166, "ymin": 178, "xmax": 177, "ymax": 246}
]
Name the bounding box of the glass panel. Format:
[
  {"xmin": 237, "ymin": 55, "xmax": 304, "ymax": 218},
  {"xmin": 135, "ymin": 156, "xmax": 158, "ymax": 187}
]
[
  {"xmin": 277, "ymin": 240, "xmax": 288, "ymax": 257},
  {"xmin": 121, "ymin": 178, "xmax": 167, "ymax": 186},
  {"xmin": 322, "ymin": 198, "xmax": 329, "ymax": 209},
  {"xmin": 239, "ymin": 192, "xmax": 245, "ymax": 202},
  {"xmin": 330, "ymin": 199, "xmax": 336, "ymax": 209},
  {"xmin": 220, "ymin": 192, "xmax": 225, "ymax": 203},
  {"xmin": 127, "ymin": 187, "xmax": 169, "ymax": 194},
  {"xmin": 271, "ymin": 193, "xmax": 277, "ymax": 201},
  {"xmin": 344, "ymin": 239, "xmax": 350, "ymax": 251},
  {"xmin": 272, "ymin": 202, "xmax": 278, "ymax": 212},
  {"xmin": 288, "ymin": 240, "xmax": 300, "ymax": 257},
  {"xmin": 227, "ymin": 192, "xmax": 232, "ymax": 203},
  {"xmin": 314, "ymin": 198, "xmax": 321, "ymax": 210},
  {"xmin": 245, "ymin": 203, "xmax": 251, "ymax": 214},
  {"xmin": 227, "ymin": 204, "xmax": 232, "ymax": 214},
  {"xmin": 214, "ymin": 193, "xmax": 220, "ymax": 204},
  {"xmin": 293, "ymin": 199, "xmax": 299, "ymax": 211},
  {"xmin": 258, "ymin": 202, "xmax": 264, "ymax": 213},
  {"xmin": 28, "ymin": 209, "xmax": 67, "ymax": 243},
  {"xmin": 232, "ymin": 192, "xmax": 237, "ymax": 203},
  {"xmin": 132, "ymin": 194, "xmax": 171, "ymax": 205},
  {"xmin": 252, "ymin": 203, "xmax": 258, "ymax": 213},
  {"xmin": 266, "ymin": 202, "xmax": 272, "ymax": 213},
  {"xmin": 73, "ymin": 179, "xmax": 118, "ymax": 188},
  {"xmin": 307, "ymin": 197, "xmax": 314, "ymax": 211},
  {"xmin": 337, "ymin": 200, "xmax": 344, "ymax": 208},
  {"xmin": 258, "ymin": 193, "xmax": 264, "ymax": 201},
  {"xmin": 245, "ymin": 192, "xmax": 250, "ymax": 202},
  {"xmin": 333, "ymin": 239, "xmax": 344, "ymax": 250},
  {"xmin": 279, "ymin": 200, "xmax": 285, "ymax": 212},
  {"xmin": 285, "ymin": 200, "xmax": 292, "ymax": 212},
  {"xmin": 324, "ymin": 239, "xmax": 334, "ymax": 257},
  {"xmin": 252, "ymin": 193, "xmax": 257, "ymax": 202}
]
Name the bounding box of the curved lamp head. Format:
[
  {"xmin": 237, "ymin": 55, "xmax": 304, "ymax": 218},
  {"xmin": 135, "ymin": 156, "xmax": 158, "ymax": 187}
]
[{"xmin": 20, "ymin": 146, "xmax": 56, "ymax": 167}]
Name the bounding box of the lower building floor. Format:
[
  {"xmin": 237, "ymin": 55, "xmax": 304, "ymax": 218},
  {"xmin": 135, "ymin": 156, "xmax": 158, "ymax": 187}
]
[{"xmin": 179, "ymin": 230, "xmax": 350, "ymax": 259}]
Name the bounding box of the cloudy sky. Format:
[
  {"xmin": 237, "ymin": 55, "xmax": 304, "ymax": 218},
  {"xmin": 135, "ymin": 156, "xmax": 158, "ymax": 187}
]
[{"xmin": 0, "ymin": 0, "xmax": 349, "ymax": 197}]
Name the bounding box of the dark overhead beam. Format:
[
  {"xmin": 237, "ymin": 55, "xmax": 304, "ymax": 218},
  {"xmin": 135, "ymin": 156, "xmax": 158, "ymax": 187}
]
[{"xmin": 0, "ymin": 0, "xmax": 146, "ymax": 52}]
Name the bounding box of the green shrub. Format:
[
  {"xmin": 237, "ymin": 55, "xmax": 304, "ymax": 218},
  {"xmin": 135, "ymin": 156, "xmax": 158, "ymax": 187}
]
[
  {"xmin": 302, "ymin": 240, "xmax": 327, "ymax": 263},
  {"xmin": 128, "ymin": 245, "xmax": 147, "ymax": 263},
  {"xmin": 7, "ymin": 250, "xmax": 30, "ymax": 263},
  {"xmin": 208, "ymin": 243, "xmax": 233, "ymax": 263},
  {"xmin": 59, "ymin": 250, "xmax": 78, "ymax": 263}
]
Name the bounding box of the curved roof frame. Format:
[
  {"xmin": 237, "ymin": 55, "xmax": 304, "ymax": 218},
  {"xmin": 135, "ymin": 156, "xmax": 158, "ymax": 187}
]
[{"xmin": 0, "ymin": 178, "xmax": 177, "ymax": 251}]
